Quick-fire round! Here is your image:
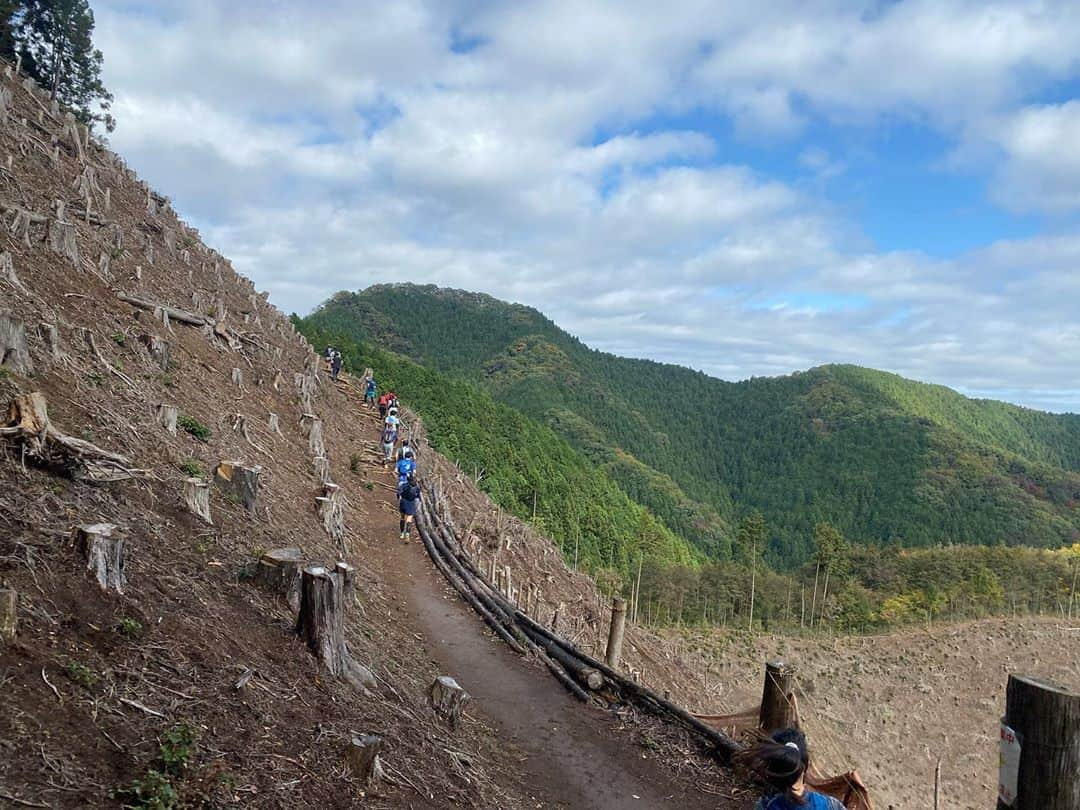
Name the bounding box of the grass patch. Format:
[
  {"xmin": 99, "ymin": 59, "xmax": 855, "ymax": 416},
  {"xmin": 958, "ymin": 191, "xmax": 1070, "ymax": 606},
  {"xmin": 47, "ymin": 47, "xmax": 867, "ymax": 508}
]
[
  {"xmin": 65, "ymin": 660, "xmax": 97, "ymax": 690},
  {"xmin": 127, "ymin": 769, "xmax": 178, "ymax": 809},
  {"xmin": 363, "ymin": 480, "xmax": 375, "ymax": 491},
  {"xmin": 178, "ymin": 459, "xmax": 204, "ymax": 479},
  {"xmin": 177, "ymin": 415, "xmax": 211, "ymax": 442},
  {"xmin": 118, "ymin": 617, "xmax": 143, "ymax": 639},
  {"xmin": 110, "ymin": 332, "xmax": 126, "ymax": 347},
  {"xmin": 349, "ymin": 452, "xmax": 363, "ymax": 473}
]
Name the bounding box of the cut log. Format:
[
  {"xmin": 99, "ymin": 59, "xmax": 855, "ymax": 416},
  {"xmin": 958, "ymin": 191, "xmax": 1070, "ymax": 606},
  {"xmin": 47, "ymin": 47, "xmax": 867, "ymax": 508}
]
[
  {"xmin": 214, "ymin": 460, "xmax": 260, "ymax": 513},
  {"xmin": 345, "ymin": 735, "xmax": 382, "ymax": 784},
  {"xmin": 156, "ymin": 403, "xmax": 178, "ymax": 435},
  {"xmin": 0, "ymin": 312, "xmax": 33, "ymax": 375},
  {"xmin": 1, "ymin": 392, "xmax": 136, "ymax": 482},
  {"xmin": 116, "ymin": 293, "xmax": 209, "ymax": 326},
  {"xmin": 254, "ymin": 547, "xmax": 305, "ymax": 611},
  {"xmin": 73, "ymin": 523, "xmax": 125, "ymax": 593},
  {"xmin": 295, "ymin": 565, "xmax": 374, "ymax": 691},
  {"xmin": 428, "ymin": 675, "xmax": 471, "ymax": 730},
  {"xmin": 182, "ymin": 476, "xmax": 212, "ymax": 524},
  {"xmin": 138, "ymin": 334, "xmax": 170, "ymax": 372},
  {"xmin": 0, "ymin": 588, "xmax": 15, "ymax": 643}
]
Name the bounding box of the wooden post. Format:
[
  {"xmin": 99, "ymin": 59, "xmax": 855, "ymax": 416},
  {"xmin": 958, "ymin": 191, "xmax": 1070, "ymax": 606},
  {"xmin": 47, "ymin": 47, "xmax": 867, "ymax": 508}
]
[
  {"xmin": 759, "ymin": 661, "xmax": 798, "ymax": 732},
  {"xmin": 0, "ymin": 589, "xmax": 15, "ymax": 642},
  {"xmin": 605, "ymin": 597, "xmax": 627, "ymax": 669},
  {"xmin": 997, "ymin": 674, "xmax": 1080, "ymax": 809}
]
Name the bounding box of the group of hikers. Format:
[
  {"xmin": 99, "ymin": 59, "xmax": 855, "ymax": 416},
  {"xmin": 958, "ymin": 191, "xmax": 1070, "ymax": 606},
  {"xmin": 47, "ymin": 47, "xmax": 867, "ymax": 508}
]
[
  {"xmin": 357, "ymin": 369, "xmax": 422, "ymax": 541},
  {"xmin": 338, "ymin": 357, "xmax": 849, "ymax": 810}
]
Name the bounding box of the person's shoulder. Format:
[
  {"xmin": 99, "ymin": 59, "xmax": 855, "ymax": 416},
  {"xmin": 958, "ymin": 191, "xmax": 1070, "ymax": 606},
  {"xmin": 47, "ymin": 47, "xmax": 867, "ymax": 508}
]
[{"xmin": 810, "ymin": 794, "xmax": 844, "ymax": 810}]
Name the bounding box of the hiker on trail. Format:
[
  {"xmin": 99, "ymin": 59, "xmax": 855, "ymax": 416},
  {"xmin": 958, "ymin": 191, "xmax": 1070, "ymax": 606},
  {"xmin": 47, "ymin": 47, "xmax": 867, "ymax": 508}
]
[
  {"xmin": 737, "ymin": 728, "xmax": 845, "ymax": 810},
  {"xmin": 398, "ymin": 474, "xmax": 421, "ymax": 540},
  {"xmin": 364, "ymin": 376, "xmax": 377, "ymax": 407},
  {"xmin": 380, "ymin": 421, "xmax": 398, "ymax": 466},
  {"xmin": 396, "ymin": 452, "xmax": 416, "ymax": 492},
  {"xmin": 377, "ymin": 391, "xmax": 392, "ymax": 419},
  {"xmin": 330, "ymin": 351, "xmax": 343, "ymax": 382},
  {"xmin": 396, "ymin": 439, "xmax": 414, "ymax": 463}
]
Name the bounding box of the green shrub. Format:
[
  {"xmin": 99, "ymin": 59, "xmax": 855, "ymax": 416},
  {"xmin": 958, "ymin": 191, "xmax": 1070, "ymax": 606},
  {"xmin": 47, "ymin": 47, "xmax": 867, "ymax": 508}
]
[
  {"xmin": 178, "ymin": 459, "xmax": 204, "ymax": 479},
  {"xmin": 159, "ymin": 723, "xmax": 198, "ymax": 775},
  {"xmin": 118, "ymin": 617, "xmax": 143, "ymax": 639},
  {"xmin": 110, "ymin": 332, "xmax": 126, "ymax": 347},
  {"xmin": 177, "ymin": 415, "xmax": 211, "ymax": 442},
  {"xmin": 349, "ymin": 452, "xmax": 362, "ymax": 473},
  {"xmin": 65, "ymin": 660, "xmax": 97, "ymax": 690},
  {"xmin": 128, "ymin": 770, "xmax": 178, "ymax": 809}
]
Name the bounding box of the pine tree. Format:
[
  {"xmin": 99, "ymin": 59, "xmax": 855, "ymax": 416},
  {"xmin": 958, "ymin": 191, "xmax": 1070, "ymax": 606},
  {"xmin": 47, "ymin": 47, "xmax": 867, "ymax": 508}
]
[
  {"xmin": 15, "ymin": 0, "xmax": 114, "ymax": 131},
  {"xmin": 0, "ymin": 1, "xmax": 17, "ymax": 61}
]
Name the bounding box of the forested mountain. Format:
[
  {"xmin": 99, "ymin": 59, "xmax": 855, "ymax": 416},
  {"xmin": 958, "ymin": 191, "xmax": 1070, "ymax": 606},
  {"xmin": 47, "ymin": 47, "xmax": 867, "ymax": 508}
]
[{"xmin": 304, "ymin": 284, "xmax": 1080, "ymax": 567}]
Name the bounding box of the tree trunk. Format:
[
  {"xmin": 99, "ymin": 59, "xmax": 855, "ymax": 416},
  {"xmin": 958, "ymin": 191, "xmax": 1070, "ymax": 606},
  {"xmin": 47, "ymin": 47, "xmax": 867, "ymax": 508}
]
[
  {"xmin": 0, "ymin": 312, "xmax": 33, "ymax": 375},
  {"xmin": 295, "ymin": 566, "xmax": 374, "ymax": 691},
  {"xmin": 759, "ymin": 661, "xmax": 798, "ymax": 732},
  {"xmin": 810, "ymin": 562, "xmax": 821, "ymax": 629},
  {"xmin": 255, "ymin": 547, "xmax": 305, "ymax": 612},
  {"xmin": 605, "ymin": 597, "xmax": 627, "ymax": 669},
  {"xmin": 214, "ymin": 461, "xmax": 261, "ymax": 513},
  {"xmin": 73, "ymin": 523, "xmax": 125, "ymax": 593},
  {"xmin": 428, "ymin": 675, "xmax": 471, "ymax": 730},
  {"xmin": 998, "ymin": 674, "xmax": 1080, "ymax": 809},
  {"xmin": 0, "ymin": 588, "xmax": 16, "ymax": 643},
  {"xmin": 182, "ymin": 477, "xmax": 212, "ymax": 524},
  {"xmin": 748, "ymin": 544, "xmax": 757, "ymax": 633},
  {"xmin": 820, "ymin": 568, "xmax": 831, "ymax": 627}
]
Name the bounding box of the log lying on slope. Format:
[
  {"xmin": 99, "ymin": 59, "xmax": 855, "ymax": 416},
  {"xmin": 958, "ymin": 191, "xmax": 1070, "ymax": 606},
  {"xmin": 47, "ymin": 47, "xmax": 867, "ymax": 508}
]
[{"xmin": 116, "ymin": 292, "xmax": 209, "ymax": 326}]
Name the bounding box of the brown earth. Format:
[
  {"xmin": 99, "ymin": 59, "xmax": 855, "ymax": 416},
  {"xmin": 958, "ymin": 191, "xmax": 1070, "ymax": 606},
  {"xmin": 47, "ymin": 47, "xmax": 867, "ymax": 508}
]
[{"xmin": 0, "ymin": 64, "xmax": 750, "ymax": 809}]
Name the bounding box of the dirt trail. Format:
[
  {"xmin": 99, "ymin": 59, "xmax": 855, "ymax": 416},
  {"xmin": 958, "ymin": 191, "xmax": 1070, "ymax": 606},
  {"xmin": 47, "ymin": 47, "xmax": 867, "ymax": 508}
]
[{"xmin": 357, "ymin": 403, "xmax": 729, "ymax": 809}]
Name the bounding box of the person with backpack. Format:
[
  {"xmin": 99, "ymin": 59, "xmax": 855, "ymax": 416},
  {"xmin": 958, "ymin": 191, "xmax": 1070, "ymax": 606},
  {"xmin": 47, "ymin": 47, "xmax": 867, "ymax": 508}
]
[
  {"xmin": 737, "ymin": 728, "xmax": 845, "ymax": 810},
  {"xmin": 364, "ymin": 376, "xmax": 377, "ymax": 407},
  {"xmin": 380, "ymin": 421, "xmax": 398, "ymax": 466},
  {"xmin": 396, "ymin": 439, "xmax": 414, "ymax": 463},
  {"xmin": 396, "ymin": 452, "xmax": 416, "ymax": 492},
  {"xmin": 377, "ymin": 391, "xmax": 392, "ymax": 419},
  {"xmin": 330, "ymin": 351, "xmax": 343, "ymax": 382},
  {"xmin": 398, "ymin": 473, "xmax": 421, "ymax": 540}
]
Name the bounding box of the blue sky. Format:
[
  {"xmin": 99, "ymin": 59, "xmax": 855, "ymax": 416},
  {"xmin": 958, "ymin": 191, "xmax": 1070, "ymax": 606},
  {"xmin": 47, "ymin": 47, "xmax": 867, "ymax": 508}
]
[{"xmin": 93, "ymin": 0, "xmax": 1080, "ymax": 412}]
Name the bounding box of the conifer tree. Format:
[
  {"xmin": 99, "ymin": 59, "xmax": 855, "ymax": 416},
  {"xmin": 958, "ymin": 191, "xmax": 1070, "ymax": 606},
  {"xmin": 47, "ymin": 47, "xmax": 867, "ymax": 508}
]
[
  {"xmin": 0, "ymin": 1, "xmax": 17, "ymax": 61},
  {"xmin": 15, "ymin": 0, "xmax": 114, "ymax": 131}
]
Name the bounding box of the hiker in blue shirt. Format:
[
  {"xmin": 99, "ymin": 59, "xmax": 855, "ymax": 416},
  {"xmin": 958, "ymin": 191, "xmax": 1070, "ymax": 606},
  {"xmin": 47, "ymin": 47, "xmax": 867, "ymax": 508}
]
[
  {"xmin": 396, "ymin": 453, "xmax": 416, "ymax": 492},
  {"xmin": 364, "ymin": 377, "xmax": 377, "ymax": 407},
  {"xmin": 738, "ymin": 728, "xmax": 845, "ymax": 810},
  {"xmin": 398, "ymin": 474, "xmax": 421, "ymax": 540}
]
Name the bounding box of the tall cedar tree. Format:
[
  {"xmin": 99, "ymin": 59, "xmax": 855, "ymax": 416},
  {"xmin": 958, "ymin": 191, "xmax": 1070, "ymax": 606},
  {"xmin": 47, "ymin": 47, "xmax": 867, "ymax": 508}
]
[
  {"xmin": 16, "ymin": 0, "xmax": 114, "ymax": 131},
  {"xmin": 0, "ymin": 1, "xmax": 17, "ymax": 60}
]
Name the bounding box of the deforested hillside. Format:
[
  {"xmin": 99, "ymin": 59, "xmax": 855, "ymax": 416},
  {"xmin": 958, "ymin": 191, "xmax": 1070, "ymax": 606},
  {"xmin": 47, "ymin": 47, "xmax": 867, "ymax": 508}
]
[
  {"xmin": 0, "ymin": 66, "xmax": 552, "ymax": 808},
  {"xmin": 308, "ymin": 284, "xmax": 1080, "ymax": 564}
]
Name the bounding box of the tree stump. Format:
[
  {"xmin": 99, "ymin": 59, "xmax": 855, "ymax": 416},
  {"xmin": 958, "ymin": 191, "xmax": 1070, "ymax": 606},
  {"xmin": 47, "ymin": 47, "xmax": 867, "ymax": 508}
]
[
  {"xmin": 313, "ymin": 455, "xmax": 331, "ymax": 484},
  {"xmin": 254, "ymin": 548, "xmax": 305, "ymax": 611},
  {"xmin": 183, "ymin": 477, "xmax": 212, "ymax": 524},
  {"xmin": 0, "ymin": 312, "xmax": 33, "ymax": 375},
  {"xmin": 73, "ymin": 523, "xmax": 125, "ymax": 593},
  {"xmin": 139, "ymin": 334, "xmax": 170, "ymax": 372},
  {"xmin": 759, "ymin": 661, "xmax": 799, "ymax": 732},
  {"xmin": 605, "ymin": 597, "xmax": 627, "ymax": 669},
  {"xmin": 231, "ymin": 367, "xmax": 243, "ymax": 388},
  {"xmin": 156, "ymin": 403, "xmax": 178, "ymax": 435},
  {"xmin": 37, "ymin": 322, "xmax": 67, "ymax": 366},
  {"xmin": 302, "ymin": 416, "xmax": 325, "ymax": 458},
  {"xmin": 0, "ymin": 252, "xmax": 24, "ymax": 292},
  {"xmin": 316, "ymin": 483, "xmax": 344, "ymax": 541},
  {"xmin": 0, "ymin": 588, "xmax": 16, "ymax": 643},
  {"xmin": 335, "ymin": 561, "xmax": 356, "ymax": 605},
  {"xmin": 47, "ymin": 216, "xmax": 79, "ymax": 266},
  {"xmin": 428, "ymin": 676, "xmax": 471, "ymax": 730},
  {"xmin": 295, "ymin": 566, "xmax": 375, "ymax": 691},
  {"xmin": 214, "ymin": 461, "xmax": 261, "ymax": 513},
  {"xmin": 268, "ymin": 412, "xmax": 282, "ymax": 436},
  {"xmin": 345, "ymin": 735, "xmax": 382, "ymax": 784}
]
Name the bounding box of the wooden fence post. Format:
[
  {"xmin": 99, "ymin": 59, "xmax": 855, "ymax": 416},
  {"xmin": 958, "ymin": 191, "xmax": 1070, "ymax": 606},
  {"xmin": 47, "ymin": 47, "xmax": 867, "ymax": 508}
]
[
  {"xmin": 759, "ymin": 661, "xmax": 798, "ymax": 732},
  {"xmin": 605, "ymin": 597, "xmax": 627, "ymax": 669},
  {"xmin": 997, "ymin": 674, "xmax": 1080, "ymax": 809}
]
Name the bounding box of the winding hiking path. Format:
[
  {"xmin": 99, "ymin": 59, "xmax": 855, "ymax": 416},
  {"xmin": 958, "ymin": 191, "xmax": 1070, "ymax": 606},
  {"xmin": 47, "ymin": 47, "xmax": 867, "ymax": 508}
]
[{"xmin": 352, "ymin": 395, "xmax": 740, "ymax": 808}]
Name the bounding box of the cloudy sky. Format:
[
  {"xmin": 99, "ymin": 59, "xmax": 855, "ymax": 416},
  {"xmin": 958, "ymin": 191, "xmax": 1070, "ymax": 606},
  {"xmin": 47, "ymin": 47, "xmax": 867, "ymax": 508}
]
[{"xmin": 94, "ymin": 1, "xmax": 1080, "ymax": 412}]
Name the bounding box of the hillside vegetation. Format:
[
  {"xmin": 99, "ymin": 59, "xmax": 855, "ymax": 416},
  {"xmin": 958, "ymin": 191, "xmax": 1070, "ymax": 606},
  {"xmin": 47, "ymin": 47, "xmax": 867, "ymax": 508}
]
[{"xmin": 306, "ymin": 284, "xmax": 1080, "ymax": 567}]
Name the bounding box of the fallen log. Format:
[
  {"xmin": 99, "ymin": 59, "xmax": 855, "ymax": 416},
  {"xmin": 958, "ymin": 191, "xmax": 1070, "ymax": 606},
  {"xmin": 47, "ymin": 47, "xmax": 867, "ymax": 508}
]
[{"xmin": 116, "ymin": 293, "xmax": 209, "ymax": 326}]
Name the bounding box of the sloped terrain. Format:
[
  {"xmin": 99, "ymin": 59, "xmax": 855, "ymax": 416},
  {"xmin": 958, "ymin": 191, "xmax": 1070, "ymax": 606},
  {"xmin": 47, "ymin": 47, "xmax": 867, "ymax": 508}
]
[{"xmin": 308, "ymin": 284, "xmax": 1080, "ymax": 564}]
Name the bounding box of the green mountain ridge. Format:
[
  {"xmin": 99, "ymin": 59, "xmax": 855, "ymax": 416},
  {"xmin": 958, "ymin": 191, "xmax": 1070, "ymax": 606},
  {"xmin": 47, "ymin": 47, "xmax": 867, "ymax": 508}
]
[{"xmin": 307, "ymin": 284, "xmax": 1080, "ymax": 566}]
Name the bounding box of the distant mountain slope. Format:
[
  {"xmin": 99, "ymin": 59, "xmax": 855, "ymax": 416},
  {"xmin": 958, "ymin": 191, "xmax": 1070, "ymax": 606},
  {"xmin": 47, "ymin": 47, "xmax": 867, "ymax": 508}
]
[{"xmin": 307, "ymin": 285, "xmax": 1080, "ymax": 564}]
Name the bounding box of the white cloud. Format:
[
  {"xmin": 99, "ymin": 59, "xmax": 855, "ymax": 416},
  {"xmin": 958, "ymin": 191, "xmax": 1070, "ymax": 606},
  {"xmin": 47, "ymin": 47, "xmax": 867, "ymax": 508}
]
[{"xmin": 92, "ymin": 0, "xmax": 1080, "ymax": 412}]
